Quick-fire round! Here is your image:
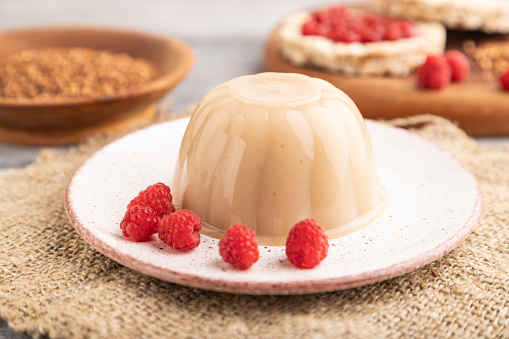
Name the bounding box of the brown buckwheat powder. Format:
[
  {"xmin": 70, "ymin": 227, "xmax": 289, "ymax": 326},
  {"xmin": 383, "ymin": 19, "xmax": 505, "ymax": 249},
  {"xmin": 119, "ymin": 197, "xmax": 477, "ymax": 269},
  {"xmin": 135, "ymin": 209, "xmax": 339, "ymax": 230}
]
[
  {"xmin": 464, "ymin": 40, "xmax": 509, "ymax": 81},
  {"xmin": 0, "ymin": 47, "xmax": 160, "ymax": 101}
]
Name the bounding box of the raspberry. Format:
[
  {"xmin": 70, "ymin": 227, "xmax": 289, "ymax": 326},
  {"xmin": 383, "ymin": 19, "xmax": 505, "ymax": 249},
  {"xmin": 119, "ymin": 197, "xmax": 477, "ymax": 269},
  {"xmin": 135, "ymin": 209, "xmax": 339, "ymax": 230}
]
[
  {"xmin": 418, "ymin": 55, "xmax": 451, "ymax": 90},
  {"xmin": 384, "ymin": 23, "xmax": 402, "ymax": 41},
  {"xmin": 359, "ymin": 25, "xmax": 384, "ymax": 43},
  {"xmin": 445, "ymin": 50, "xmax": 470, "ymax": 82},
  {"xmin": 399, "ymin": 20, "xmax": 420, "ymax": 38},
  {"xmin": 330, "ymin": 27, "xmax": 361, "ymax": 43},
  {"xmin": 285, "ymin": 219, "xmax": 329, "ymax": 269},
  {"xmin": 500, "ymin": 68, "xmax": 509, "ymax": 91},
  {"xmin": 218, "ymin": 224, "xmax": 259, "ymax": 270},
  {"xmin": 302, "ymin": 6, "xmax": 420, "ymax": 43},
  {"xmin": 158, "ymin": 210, "xmax": 202, "ymax": 251},
  {"xmin": 120, "ymin": 205, "xmax": 160, "ymax": 242},
  {"xmin": 127, "ymin": 182, "xmax": 175, "ymax": 217}
]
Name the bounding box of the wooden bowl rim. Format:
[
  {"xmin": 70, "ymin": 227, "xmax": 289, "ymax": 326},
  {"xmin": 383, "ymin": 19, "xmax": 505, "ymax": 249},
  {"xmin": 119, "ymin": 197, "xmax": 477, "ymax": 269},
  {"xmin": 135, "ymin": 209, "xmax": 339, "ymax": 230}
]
[{"xmin": 0, "ymin": 26, "xmax": 194, "ymax": 107}]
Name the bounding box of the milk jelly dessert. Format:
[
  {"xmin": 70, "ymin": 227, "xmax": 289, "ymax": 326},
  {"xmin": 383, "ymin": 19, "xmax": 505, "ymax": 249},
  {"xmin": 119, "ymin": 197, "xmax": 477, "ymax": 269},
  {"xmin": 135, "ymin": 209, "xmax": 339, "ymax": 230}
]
[{"xmin": 172, "ymin": 72, "xmax": 387, "ymax": 245}]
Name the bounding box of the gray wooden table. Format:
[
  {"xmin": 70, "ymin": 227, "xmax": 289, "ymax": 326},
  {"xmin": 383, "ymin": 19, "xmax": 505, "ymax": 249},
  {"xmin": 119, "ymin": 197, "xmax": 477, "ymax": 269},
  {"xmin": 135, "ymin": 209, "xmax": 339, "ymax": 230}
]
[{"xmin": 0, "ymin": 0, "xmax": 504, "ymax": 337}]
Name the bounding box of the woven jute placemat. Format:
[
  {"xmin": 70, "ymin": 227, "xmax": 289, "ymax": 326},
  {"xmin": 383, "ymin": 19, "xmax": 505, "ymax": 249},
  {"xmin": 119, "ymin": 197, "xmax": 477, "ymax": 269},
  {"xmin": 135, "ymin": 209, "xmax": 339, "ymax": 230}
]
[{"xmin": 0, "ymin": 110, "xmax": 508, "ymax": 338}]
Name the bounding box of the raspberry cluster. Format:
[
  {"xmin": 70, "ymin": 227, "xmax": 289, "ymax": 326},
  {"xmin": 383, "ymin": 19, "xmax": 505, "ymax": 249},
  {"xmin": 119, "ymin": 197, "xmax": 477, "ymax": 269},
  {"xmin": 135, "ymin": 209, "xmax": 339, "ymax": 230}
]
[
  {"xmin": 418, "ymin": 50, "xmax": 470, "ymax": 89},
  {"xmin": 302, "ymin": 6, "xmax": 419, "ymax": 43},
  {"xmin": 120, "ymin": 183, "xmax": 202, "ymax": 251},
  {"xmin": 120, "ymin": 184, "xmax": 330, "ymax": 270}
]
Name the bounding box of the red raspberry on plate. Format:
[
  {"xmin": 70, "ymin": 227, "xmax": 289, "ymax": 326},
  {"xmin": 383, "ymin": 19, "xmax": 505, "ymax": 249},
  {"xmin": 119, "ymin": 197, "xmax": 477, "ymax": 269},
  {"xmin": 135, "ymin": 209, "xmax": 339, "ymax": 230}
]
[
  {"xmin": 158, "ymin": 209, "xmax": 202, "ymax": 251},
  {"xmin": 445, "ymin": 50, "xmax": 470, "ymax": 82},
  {"xmin": 218, "ymin": 224, "xmax": 259, "ymax": 270},
  {"xmin": 286, "ymin": 218, "xmax": 329, "ymax": 269},
  {"xmin": 500, "ymin": 68, "xmax": 509, "ymax": 91},
  {"xmin": 418, "ymin": 55, "xmax": 451, "ymax": 90},
  {"xmin": 120, "ymin": 205, "xmax": 160, "ymax": 242},
  {"xmin": 128, "ymin": 182, "xmax": 175, "ymax": 217}
]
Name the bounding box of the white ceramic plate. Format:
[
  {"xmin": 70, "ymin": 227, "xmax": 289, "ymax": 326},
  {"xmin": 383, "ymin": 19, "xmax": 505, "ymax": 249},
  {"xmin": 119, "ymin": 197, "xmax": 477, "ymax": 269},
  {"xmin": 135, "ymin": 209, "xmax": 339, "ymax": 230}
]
[{"xmin": 65, "ymin": 118, "xmax": 482, "ymax": 295}]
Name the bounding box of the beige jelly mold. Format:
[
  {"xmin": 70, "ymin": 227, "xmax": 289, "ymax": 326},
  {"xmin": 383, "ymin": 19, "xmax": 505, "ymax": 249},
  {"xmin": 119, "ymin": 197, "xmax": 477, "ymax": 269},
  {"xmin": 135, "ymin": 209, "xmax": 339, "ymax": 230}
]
[{"xmin": 172, "ymin": 72, "xmax": 387, "ymax": 245}]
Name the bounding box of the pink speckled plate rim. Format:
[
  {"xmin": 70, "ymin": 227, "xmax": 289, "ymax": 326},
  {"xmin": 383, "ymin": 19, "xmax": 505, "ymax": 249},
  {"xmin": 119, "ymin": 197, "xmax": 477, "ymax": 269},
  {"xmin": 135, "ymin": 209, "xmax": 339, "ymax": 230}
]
[{"xmin": 64, "ymin": 119, "xmax": 483, "ymax": 295}]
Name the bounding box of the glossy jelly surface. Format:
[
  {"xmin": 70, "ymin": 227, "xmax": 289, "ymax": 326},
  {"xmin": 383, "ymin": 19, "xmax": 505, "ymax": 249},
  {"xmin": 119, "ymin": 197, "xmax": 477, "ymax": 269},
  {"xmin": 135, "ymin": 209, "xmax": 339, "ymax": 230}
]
[{"xmin": 173, "ymin": 73, "xmax": 387, "ymax": 245}]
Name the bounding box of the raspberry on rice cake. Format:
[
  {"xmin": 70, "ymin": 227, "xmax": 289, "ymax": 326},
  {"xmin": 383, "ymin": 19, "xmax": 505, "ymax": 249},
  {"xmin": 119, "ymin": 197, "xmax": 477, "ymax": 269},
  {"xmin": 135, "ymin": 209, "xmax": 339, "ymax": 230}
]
[{"xmin": 277, "ymin": 5, "xmax": 446, "ymax": 76}]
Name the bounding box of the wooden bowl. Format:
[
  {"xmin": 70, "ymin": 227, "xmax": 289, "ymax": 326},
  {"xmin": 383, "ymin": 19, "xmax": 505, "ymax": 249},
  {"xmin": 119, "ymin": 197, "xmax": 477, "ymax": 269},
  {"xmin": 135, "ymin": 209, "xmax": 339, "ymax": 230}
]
[{"xmin": 0, "ymin": 26, "xmax": 194, "ymax": 144}]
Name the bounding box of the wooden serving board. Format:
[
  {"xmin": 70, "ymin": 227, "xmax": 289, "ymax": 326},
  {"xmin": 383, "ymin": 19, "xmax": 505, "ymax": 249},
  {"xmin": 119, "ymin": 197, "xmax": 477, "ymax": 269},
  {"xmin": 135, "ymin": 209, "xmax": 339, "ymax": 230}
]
[{"xmin": 265, "ymin": 29, "xmax": 509, "ymax": 136}]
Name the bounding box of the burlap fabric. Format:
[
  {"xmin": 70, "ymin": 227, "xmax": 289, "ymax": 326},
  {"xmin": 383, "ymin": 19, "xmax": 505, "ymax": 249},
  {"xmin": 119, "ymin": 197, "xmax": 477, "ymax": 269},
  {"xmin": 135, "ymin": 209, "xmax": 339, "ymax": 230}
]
[{"xmin": 0, "ymin": 111, "xmax": 508, "ymax": 339}]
